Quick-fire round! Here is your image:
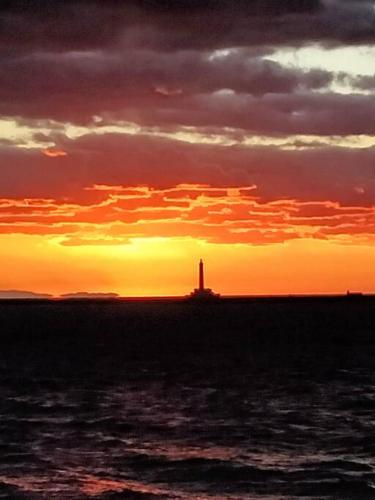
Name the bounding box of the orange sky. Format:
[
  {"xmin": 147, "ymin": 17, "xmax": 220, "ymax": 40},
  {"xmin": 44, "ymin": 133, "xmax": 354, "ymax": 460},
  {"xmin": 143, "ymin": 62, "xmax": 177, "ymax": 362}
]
[
  {"xmin": 0, "ymin": 183, "xmax": 374, "ymax": 296},
  {"xmin": 1, "ymin": 234, "xmax": 375, "ymax": 296}
]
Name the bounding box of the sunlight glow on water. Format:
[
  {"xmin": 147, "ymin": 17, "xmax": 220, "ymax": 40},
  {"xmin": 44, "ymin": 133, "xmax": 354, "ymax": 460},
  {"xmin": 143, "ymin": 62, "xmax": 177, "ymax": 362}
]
[{"xmin": 0, "ymin": 363, "xmax": 375, "ymax": 498}]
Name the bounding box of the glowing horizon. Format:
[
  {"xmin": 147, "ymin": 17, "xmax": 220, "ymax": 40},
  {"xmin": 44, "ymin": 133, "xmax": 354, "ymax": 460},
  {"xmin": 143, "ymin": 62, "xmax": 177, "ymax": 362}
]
[{"xmin": 0, "ymin": 232, "xmax": 374, "ymax": 298}]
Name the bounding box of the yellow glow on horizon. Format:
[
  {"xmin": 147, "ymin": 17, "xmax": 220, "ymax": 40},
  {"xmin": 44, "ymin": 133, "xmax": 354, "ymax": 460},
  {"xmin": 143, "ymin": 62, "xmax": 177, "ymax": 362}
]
[{"xmin": 0, "ymin": 234, "xmax": 374, "ymax": 297}]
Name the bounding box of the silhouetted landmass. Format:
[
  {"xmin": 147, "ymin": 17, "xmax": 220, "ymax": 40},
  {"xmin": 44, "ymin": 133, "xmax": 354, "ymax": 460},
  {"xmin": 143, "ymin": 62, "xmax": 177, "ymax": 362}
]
[
  {"xmin": 0, "ymin": 290, "xmax": 53, "ymax": 299},
  {"xmin": 60, "ymin": 292, "xmax": 119, "ymax": 299}
]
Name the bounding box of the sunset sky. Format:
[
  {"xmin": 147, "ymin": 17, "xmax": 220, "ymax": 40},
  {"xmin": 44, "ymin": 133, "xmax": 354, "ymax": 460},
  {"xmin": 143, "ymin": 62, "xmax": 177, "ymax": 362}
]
[{"xmin": 1, "ymin": 0, "xmax": 375, "ymax": 296}]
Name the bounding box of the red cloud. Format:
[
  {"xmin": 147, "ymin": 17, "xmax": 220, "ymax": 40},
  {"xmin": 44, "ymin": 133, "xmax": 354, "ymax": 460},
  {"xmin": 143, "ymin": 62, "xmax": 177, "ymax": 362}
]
[
  {"xmin": 42, "ymin": 148, "xmax": 67, "ymax": 158},
  {"xmin": 0, "ymin": 183, "xmax": 373, "ymax": 246},
  {"xmin": 3, "ymin": 132, "xmax": 375, "ymax": 204}
]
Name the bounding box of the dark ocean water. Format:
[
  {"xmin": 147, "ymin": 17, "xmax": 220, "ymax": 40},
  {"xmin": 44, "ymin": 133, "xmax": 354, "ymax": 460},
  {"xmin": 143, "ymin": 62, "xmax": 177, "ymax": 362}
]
[{"xmin": 0, "ymin": 299, "xmax": 375, "ymax": 499}]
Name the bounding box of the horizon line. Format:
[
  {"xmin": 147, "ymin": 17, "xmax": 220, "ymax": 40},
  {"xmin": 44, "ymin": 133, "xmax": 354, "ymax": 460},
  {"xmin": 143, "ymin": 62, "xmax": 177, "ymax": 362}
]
[{"xmin": 0, "ymin": 292, "xmax": 373, "ymax": 301}]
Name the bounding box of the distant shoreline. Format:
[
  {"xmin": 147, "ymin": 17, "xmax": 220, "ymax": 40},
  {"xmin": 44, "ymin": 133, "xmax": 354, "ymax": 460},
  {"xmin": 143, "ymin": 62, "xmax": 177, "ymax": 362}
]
[{"xmin": 0, "ymin": 293, "xmax": 374, "ymax": 304}]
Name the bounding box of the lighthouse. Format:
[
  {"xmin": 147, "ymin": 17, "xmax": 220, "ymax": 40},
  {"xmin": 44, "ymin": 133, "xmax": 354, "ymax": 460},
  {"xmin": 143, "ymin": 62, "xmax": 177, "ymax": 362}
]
[
  {"xmin": 199, "ymin": 259, "xmax": 204, "ymax": 291},
  {"xmin": 189, "ymin": 259, "xmax": 220, "ymax": 299}
]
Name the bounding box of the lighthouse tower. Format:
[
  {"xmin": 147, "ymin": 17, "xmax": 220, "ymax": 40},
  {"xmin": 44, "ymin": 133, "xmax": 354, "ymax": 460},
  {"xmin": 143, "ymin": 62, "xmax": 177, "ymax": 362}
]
[
  {"xmin": 199, "ymin": 259, "xmax": 204, "ymax": 291},
  {"xmin": 189, "ymin": 259, "xmax": 220, "ymax": 299}
]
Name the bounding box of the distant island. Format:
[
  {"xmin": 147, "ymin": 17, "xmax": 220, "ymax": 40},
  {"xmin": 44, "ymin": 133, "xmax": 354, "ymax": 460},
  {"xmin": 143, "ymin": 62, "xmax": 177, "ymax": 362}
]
[
  {"xmin": 0, "ymin": 290, "xmax": 53, "ymax": 299},
  {"xmin": 60, "ymin": 292, "xmax": 120, "ymax": 299}
]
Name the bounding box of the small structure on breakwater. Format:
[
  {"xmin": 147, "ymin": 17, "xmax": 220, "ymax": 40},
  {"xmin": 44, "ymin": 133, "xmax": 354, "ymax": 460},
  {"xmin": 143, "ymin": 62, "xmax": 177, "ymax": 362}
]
[{"xmin": 188, "ymin": 259, "xmax": 220, "ymax": 300}]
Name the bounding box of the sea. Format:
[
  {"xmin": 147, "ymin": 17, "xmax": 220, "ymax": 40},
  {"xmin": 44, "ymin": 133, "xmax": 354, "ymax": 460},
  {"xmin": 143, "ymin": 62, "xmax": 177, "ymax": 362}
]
[{"xmin": 0, "ymin": 298, "xmax": 374, "ymax": 499}]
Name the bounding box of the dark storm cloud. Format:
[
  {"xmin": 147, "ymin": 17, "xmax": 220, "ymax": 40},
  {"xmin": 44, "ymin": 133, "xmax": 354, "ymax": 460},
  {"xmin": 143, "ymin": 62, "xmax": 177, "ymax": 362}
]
[
  {"xmin": 0, "ymin": 48, "xmax": 331, "ymax": 97},
  {"xmin": 125, "ymin": 91, "xmax": 375, "ymax": 136},
  {"xmin": 351, "ymin": 74, "xmax": 375, "ymax": 91},
  {"xmin": 0, "ymin": 0, "xmax": 373, "ymax": 134},
  {"xmin": 0, "ymin": 49, "xmax": 334, "ymax": 127},
  {"xmin": 0, "ymin": 0, "xmax": 373, "ymax": 132},
  {"xmin": 1, "ymin": 0, "xmax": 374, "ymax": 54}
]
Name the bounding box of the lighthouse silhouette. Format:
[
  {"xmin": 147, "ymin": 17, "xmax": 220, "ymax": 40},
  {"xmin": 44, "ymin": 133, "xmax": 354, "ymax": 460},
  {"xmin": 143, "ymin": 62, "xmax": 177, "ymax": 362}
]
[
  {"xmin": 199, "ymin": 259, "xmax": 204, "ymax": 291},
  {"xmin": 189, "ymin": 259, "xmax": 220, "ymax": 299}
]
